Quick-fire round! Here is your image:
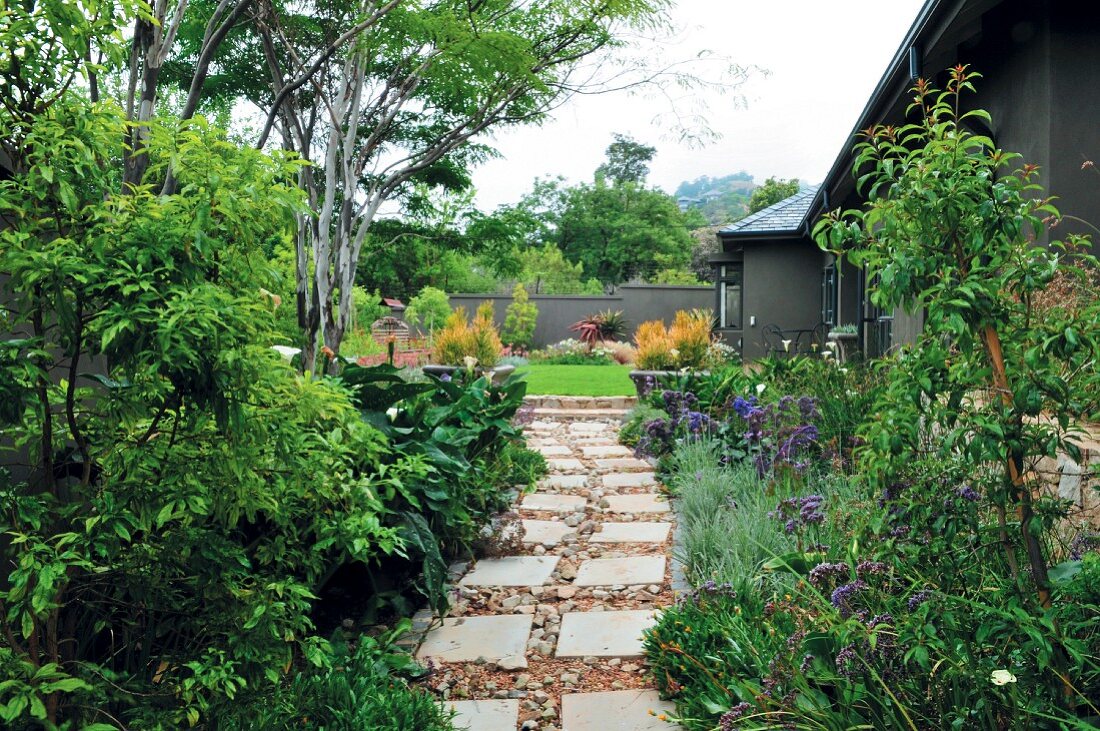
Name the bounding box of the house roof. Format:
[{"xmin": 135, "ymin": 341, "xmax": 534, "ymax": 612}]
[
  {"xmin": 381, "ymin": 297, "xmax": 405, "ymax": 309},
  {"xmin": 718, "ymin": 186, "xmax": 819, "ymax": 238}
]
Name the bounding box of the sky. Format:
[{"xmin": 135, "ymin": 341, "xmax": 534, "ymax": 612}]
[{"xmin": 471, "ymin": 0, "xmax": 927, "ymax": 211}]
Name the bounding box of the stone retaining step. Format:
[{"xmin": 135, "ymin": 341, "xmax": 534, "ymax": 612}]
[
  {"xmin": 532, "ymin": 408, "xmax": 630, "ymax": 421},
  {"xmin": 524, "ymin": 396, "xmax": 637, "ymax": 410}
]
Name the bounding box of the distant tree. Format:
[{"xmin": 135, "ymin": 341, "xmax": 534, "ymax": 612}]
[
  {"xmin": 749, "ymin": 177, "xmax": 800, "ymax": 213},
  {"xmin": 406, "ymin": 286, "xmax": 453, "ymax": 335},
  {"xmin": 556, "ymin": 180, "xmax": 694, "ymax": 285},
  {"xmin": 502, "ymin": 284, "xmax": 539, "ymax": 351},
  {"xmin": 519, "ymin": 245, "xmax": 602, "ymax": 295},
  {"xmin": 595, "ymin": 133, "xmax": 657, "ymax": 185}
]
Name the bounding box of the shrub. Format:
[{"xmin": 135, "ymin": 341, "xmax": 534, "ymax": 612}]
[
  {"xmin": 431, "ymin": 303, "xmax": 502, "ymax": 367},
  {"xmin": 221, "ymin": 621, "xmax": 455, "ymax": 730},
  {"xmin": 634, "ymin": 320, "xmax": 676, "ymax": 370},
  {"xmin": 406, "ymin": 286, "xmax": 453, "ymax": 334},
  {"xmin": 529, "ymin": 338, "xmax": 617, "ymax": 365},
  {"xmin": 570, "ymin": 309, "xmax": 628, "ymax": 346},
  {"xmin": 669, "ymin": 309, "xmax": 713, "ymax": 368},
  {"xmin": 501, "ymin": 283, "xmax": 538, "ymax": 351}
]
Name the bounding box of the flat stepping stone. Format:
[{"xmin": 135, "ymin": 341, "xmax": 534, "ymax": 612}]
[
  {"xmin": 536, "ymin": 445, "xmax": 573, "ymax": 457},
  {"xmin": 539, "ymin": 474, "xmax": 587, "ymax": 490},
  {"xmin": 460, "ymin": 556, "xmax": 559, "ymax": 586},
  {"xmin": 589, "ymin": 522, "xmax": 672, "ymax": 543},
  {"xmin": 546, "ymin": 457, "xmax": 586, "ymax": 472},
  {"xmin": 574, "ymin": 556, "xmax": 666, "ymax": 586},
  {"xmin": 416, "ymin": 615, "xmax": 532, "ymax": 663},
  {"xmin": 445, "ymin": 699, "xmax": 519, "ymax": 731},
  {"xmin": 595, "ymin": 458, "xmax": 653, "ymax": 470},
  {"xmin": 581, "ymin": 445, "xmax": 633, "ymax": 458},
  {"xmin": 561, "ymin": 690, "xmax": 679, "ymax": 730},
  {"xmin": 528, "ymin": 420, "xmax": 559, "ymax": 431},
  {"xmin": 521, "ymin": 520, "xmax": 574, "ymax": 545},
  {"xmin": 570, "ymin": 423, "xmax": 608, "ymax": 434},
  {"xmin": 521, "ymin": 493, "xmax": 587, "ymax": 513},
  {"xmin": 556, "ymin": 609, "xmax": 655, "ymax": 657},
  {"xmin": 603, "ymin": 472, "xmax": 657, "ymax": 488},
  {"xmin": 603, "ymin": 494, "xmax": 671, "ymax": 514}
]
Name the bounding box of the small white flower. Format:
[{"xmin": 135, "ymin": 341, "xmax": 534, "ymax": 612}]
[
  {"xmin": 822, "ymin": 350, "xmax": 834, "ymax": 360},
  {"xmin": 825, "ymin": 341, "xmax": 839, "ymax": 352},
  {"xmin": 386, "ymin": 407, "xmax": 399, "ymax": 422},
  {"xmin": 755, "ymin": 383, "xmax": 766, "ymax": 395},
  {"xmin": 990, "ymin": 669, "xmax": 1017, "ymax": 686},
  {"xmin": 781, "ymin": 339, "xmax": 792, "ymax": 352},
  {"xmin": 463, "ymin": 356, "xmax": 479, "ymax": 371},
  {"xmin": 270, "ymin": 345, "xmax": 301, "ymax": 361},
  {"xmin": 839, "ymin": 367, "xmax": 849, "ymax": 374},
  {"xmin": 669, "ymin": 348, "xmax": 680, "ymax": 358}
]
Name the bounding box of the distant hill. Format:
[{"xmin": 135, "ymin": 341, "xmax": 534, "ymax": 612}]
[{"xmin": 674, "ymin": 172, "xmax": 756, "ymax": 225}]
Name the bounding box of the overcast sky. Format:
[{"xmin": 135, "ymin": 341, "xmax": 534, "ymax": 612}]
[{"xmin": 471, "ymin": 0, "xmax": 927, "ymax": 212}]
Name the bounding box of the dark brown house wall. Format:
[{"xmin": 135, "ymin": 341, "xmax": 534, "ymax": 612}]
[{"xmin": 740, "ymin": 238, "xmax": 826, "ymax": 361}]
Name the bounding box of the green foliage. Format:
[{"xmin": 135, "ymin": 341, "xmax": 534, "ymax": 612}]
[
  {"xmin": 595, "ymin": 132, "xmax": 656, "ymax": 185},
  {"xmin": 520, "ymin": 364, "xmax": 635, "ymax": 397},
  {"xmin": 406, "ymin": 286, "xmax": 454, "ymax": 334},
  {"xmin": 748, "ymin": 176, "xmax": 800, "ymax": 213},
  {"xmin": 220, "ymin": 621, "xmax": 456, "ymax": 730},
  {"xmin": 518, "ymin": 244, "xmax": 604, "ymax": 295},
  {"xmin": 501, "ymin": 284, "xmax": 538, "ymax": 351},
  {"xmin": 431, "ymin": 305, "xmax": 503, "ymax": 367}
]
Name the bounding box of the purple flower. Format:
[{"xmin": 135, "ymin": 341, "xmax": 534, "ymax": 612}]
[
  {"xmin": 856, "ymin": 560, "xmax": 887, "ymax": 578},
  {"xmin": 830, "ymin": 580, "xmax": 868, "ymax": 617},
  {"xmin": 956, "ymin": 485, "xmax": 981, "ymax": 502},
  {"xmin": 835, "ymin": 643, "xmax": 859, "ymax": 678},
  {"xmin": 907, "ymin": 589, "xmax": 934, "ymax": 611},
  {"xmin": 731, "ymin": 395, "xmax": 757, "ymax": 418},
  {"xmin": 719, "ymin": 702, "xmax": 752, "ymax": 730},
  {"xmin": 808, "ymin": 562, "xmax": 850, "ymax": 588},
  {"xmin": 1070, "ymin": 532, "xmax": 1100, "ymax": 560},
  {"xmin": 440, "ymin": 373, "xmax": 451, "ymax": 382},
  {"xmin": 800, "ymin": 653, "xmax": 814, "ymax": 673}
]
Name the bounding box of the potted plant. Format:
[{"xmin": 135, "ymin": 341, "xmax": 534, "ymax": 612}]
[
  {"xmin": 628, "ymin": 309, "xmax": 716, "ymax": 396},
  {"xmin": 423, "ymin": 302, "xmax": 515, "ymax": 383},
  {"xmin": 826, "ymin": 322, "xmax": 859, "ymax": 362}
]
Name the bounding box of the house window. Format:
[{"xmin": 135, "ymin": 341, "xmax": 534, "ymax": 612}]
[
  {"xmin": 718, "ymin": 264, "xmax": 743, "ymax": 330},
  {"xmin": 821, "ymin": 265, "xmax": 837, "ymax": 326}
]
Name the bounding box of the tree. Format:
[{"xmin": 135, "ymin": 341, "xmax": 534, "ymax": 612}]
[
  {"xmin": 502, "ymin": 283, "xmax": 538, "ymax": 351},
  {"xmin": 556, "ymin": 179, "xmax": 695, "ymax": 284},
  {"xmin": 596, "ymin": 132, "xmax": 657, "ymax": 185},
  {"xmin": 815, "ymin": 66, "xmax": 1100, "ymax": 697},
  {"xmin": 519, "ymin": 244, "xmax": 603, "ymax": 295},
  {"xmin": 405, "ymin": 286, "xmax": 453, "ymax": 335},
  {"xmin": 748, "ymin": 176, "xmax": 800, "ymax": 213}
]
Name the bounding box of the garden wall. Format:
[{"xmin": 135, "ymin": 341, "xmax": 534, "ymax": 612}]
[{"xmin": 448, "ymin": 284, "xmax": 714, "ymax": 348}]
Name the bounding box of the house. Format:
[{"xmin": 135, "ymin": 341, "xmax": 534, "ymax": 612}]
[{"xmin": 713, "ymin": 0, "xmax": 1100, "ymax": 360}]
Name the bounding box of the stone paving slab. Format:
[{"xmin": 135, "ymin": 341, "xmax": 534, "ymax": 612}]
[
  {"xmin": 521, "ymin": 493, "xmax": 587, "ymax": 513},
  {"xmin": 416, "ymin": 615, "xmax": 533, "ymax": 663},
  {"xmin": 595, "ymin": 457, "xmax": 654, "ymax": 470},
  {"xmin": 561, "ymin": 689, "xmax": 680, "ymax": 730},
  {"xmin": 569, "ymin": 423, "xmax": 610, "ymax": 434},
  {"xmin": 538, "ymin": 474, "xmax": 587, "ymax": 490},
  {"xmin": 445, "ymin": 699, "xmax": 520, "ymax": 731},
  {"xmin": 603, "ymin": 494, "xmax": 671, "ymax": 513},
  {"xmin": 574, "ymin": 555, "xmax": 666, "ymax": 586},
  {"xmin": 546, "ymin": 457, "xmax": 586, "ymax": 472},
  {"xmin": 602, "ymin": 472, "xmax": 657, "ymax": 488},
  {"xmin": 589, "ymin": 522, "xmax": 672, "ymax": 543},
  {"xmin": 556, "ymin": 609, "xmax": 656, "ymax": 657},
  {"xmin": 521, "ymin": 519, "xmax": 575, "ymax": 545},
  {"xmin": 581, "ymin": 445, "xmax": 634, "ymax": 458},
  {"xmin": 528, "ymin": 420, "xmax": 559, "ymax": 431},
  {"xmin": 536, "ymin": 445, "xmax": 573, "ymax": 457},
  {"xmin": 460, "ymin": 555, "xmax": 560, "ymax": 586}
]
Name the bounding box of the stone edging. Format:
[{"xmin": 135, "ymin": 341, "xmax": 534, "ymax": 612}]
[{"xmin": 524, "ymin": 395, "xmax": 637, "ymax": 411}]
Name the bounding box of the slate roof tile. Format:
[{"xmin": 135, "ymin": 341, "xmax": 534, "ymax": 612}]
[{"xmin": 718, "ymin": 186, "xmax": 820, "ymax": 236}]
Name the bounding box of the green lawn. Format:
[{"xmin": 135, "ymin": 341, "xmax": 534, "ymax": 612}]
[{"xmin": 519, "ymin": 364, "xmax": 635, "ymax": 396}]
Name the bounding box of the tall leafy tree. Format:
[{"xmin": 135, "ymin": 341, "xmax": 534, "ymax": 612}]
[
  {"xmin": 748, "ymin": 176, "xmax": 800, "ymax": 213},
  {"xmin": 595, "ymin": 132, "xmax": 657, "ymax": 185}
]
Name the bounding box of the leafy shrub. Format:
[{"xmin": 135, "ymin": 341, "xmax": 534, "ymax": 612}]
[
  {"xmin": 431, "ymin": 303, "xmax": 502, "ymax": 367},
  {"xmin": 501, "ymin": 283, "xmax": 538, "ymax": 351},
  {"xmin": 406, "ymin": 286, "xmax": 453, "ymax": 334},
  {"xmin": 220, "ymin": 621, "xmax": 455, "ymax": 730},
  {"xmin": 529, "ymin": 338, "xmax": 617, "ymax": 365},
  {"xmin": 634, "ymin": 320, "xmax": 676, "ymax": 369},
  {"xmin": 634, "ymin": 310, "xmax": 715, "ymax": 370},
  {"xmin": 669, "ymin": 309, "xmax": 713, "ymax": 368}
]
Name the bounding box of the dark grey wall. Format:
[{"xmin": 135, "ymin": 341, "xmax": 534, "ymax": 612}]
[
  {"xmin": 737, "ymin": 239, "xmax": 827, "ymax": 361},
  {"xmin": 448, "ymin": 285, "xmax": 714, "ymax": 348}
]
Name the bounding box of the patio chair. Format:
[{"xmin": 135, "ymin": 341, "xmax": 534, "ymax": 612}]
[{"xmin": 760, "ymin": 324, "xmax": 785, "ymax": 357}]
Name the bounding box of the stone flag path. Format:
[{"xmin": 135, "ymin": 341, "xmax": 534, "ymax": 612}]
[{"xmin": 410, "ymin": 415, "xmax": 683, "ymax": 731}]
